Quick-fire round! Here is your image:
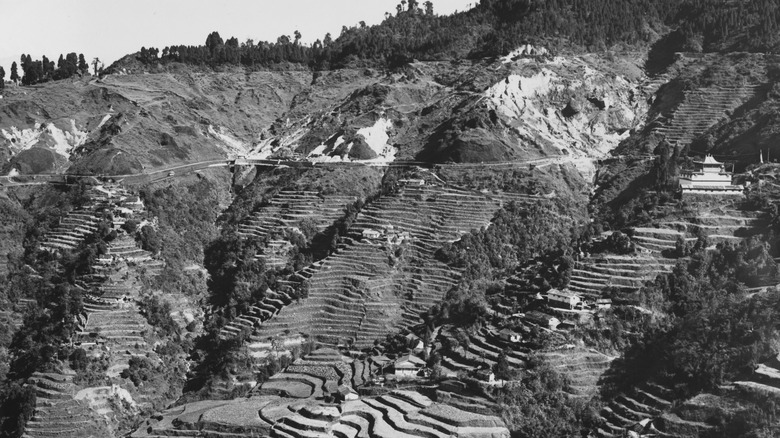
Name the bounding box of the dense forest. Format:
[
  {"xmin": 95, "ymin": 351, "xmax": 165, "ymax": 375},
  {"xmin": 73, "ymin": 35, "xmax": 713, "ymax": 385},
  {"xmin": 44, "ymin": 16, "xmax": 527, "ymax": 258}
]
[
  {"xmin": 114, "ymin": 0, "xmax": 780, "ymax": 73},
  {"xmin": 12, "ymin": 53, "xmax": 96, "ymax": 86}
]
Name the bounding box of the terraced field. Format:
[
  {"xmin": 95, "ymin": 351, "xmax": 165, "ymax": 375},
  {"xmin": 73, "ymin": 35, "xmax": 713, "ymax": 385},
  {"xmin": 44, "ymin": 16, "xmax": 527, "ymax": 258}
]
[
  {"xmin": 23, "ymin": 371, "xmax": 111, "ymax": 438},
  {"xmin": 541, "ymin": 347, "xmax": 615, "ymax": 398},
  {"xmin": 255, "ymin": 348, "xmax": 353, "ymax": 399},
  {"xmin": 651, "ymin": 84, "xmax": 760, "ymax": 148},
  {"xmin": 569, "ymin": 253, "xmax": 675, "ymax": 298},
  {"xmin": 228, "ymin": 181, "xmax": 517, "ymax": 353},
  {"xmin": 735, "ymin": 353, "xmax": 780, "ymax": 402},
  {"xmin": 437, "ymin": 326, "xmax": 528, "ymax": 375},
  {"xmin": 39, "ymin": 184, "xmax": 143, "ymax": 252},
  {"xmin": 237, "ymin": 190, "xmax": 357, "ymax": 241},
  {"xmin": 566, "ymin": 204, "xmax": 766, "ymax": 298},
  {"xmin": 595, "ymin": 380, "xmax": 719, "ymax": 438},
  {"xmin": 631, "ymin": 206, "xmax": 763, "ymax": 255},
  {"xmin": 132, "ymin": 389, "xmax": 510, "ymax": 438}
]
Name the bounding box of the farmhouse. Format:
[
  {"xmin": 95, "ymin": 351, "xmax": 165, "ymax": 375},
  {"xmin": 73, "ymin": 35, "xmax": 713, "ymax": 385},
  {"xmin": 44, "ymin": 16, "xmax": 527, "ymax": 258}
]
[
  {"xmin": 405, "ymin": 333, "xmax": 425, "ymax": 353},
  {"xmin": 498, "ymin": 328, "xmax": 522, "ymax": 343},
  {"xmin": 679, "ymin": 155, "xmax": 743, "ymax": 195},
  {"xmin": 546, "ymin": 289, "xmax": 583, "ymax": 309},
  {"xmin": 524, "ymin": 311, "xmax": 561, "ymax": 330},
  {"xmin": 475, "ymin": 369, "xmax": 496, "ymax": 384},
  {"xmin": 362, "ymin": 228, "xmax": 382, "ymax": 239},
  {"xmin": 336, "ymin": 384, "xmax": 359, "ymax": 401},
  {"xmin": 393, "ymin": 354, "xmax": 426, "ymax": 379}
]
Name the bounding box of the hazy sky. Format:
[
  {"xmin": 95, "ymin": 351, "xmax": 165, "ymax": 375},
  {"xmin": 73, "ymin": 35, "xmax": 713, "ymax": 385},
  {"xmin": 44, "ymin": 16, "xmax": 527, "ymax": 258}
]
[{"xmin": 0, "ymin": 0, "xmax": 476, "ymax": 74}]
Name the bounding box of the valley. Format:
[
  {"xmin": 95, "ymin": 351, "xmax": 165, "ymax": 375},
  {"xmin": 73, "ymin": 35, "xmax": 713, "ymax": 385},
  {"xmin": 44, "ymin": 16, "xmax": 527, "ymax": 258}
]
[{"xmin": 4, "ymin": 1, "xmax": 780, "ymax": 437}]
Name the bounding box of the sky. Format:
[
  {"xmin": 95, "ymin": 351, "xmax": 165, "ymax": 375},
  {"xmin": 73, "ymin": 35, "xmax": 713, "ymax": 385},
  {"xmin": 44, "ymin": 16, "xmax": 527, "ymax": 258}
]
[{"xmin": 0, "ymin": 0, "xmax": 476, "ymax": 74}]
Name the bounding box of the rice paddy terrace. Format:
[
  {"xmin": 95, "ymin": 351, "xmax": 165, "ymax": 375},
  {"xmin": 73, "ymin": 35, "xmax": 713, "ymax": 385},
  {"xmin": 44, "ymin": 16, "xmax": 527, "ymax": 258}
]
[
  {"xmin": 132, "ymin": 391, "xmax": 509, "ymax": 438},
  {"xmin": 566, "ymin": 200, "xmax": 768, "ymax": 299},
  {"xmin": 436, "ymin": 323, "xmax": 614, "ymax": 398},
  {"xmin": 22, "ymin": 370, "xmax": 112, "ymax": 438},
  {"xmin": 222, "ymin": 179, "xmax": 542, "ymax": 356},
  {"xmin": 589, "ymin": 200, "xmax": 773, "ymax": 437},
  {"xmin": 237, "ymin": 190, "xmax": 358, "ymax": 242},
  {"xmin": 132, "ymin": 348, "xmax": 510, "ymax": 438},
  {"xmin": 21, "ymin": 184, "xmax": 173, "ymax": 437},
  {"xmin": 76, "ymin": 215, "xmax": 162, "ymax": 379},
  {"xmin": 39, "ymin": 184, "xmax": 144, "ymax": 252},
  {"xmin": 650, "ymin": 82, "xmax": 760, "ymax": 148}
]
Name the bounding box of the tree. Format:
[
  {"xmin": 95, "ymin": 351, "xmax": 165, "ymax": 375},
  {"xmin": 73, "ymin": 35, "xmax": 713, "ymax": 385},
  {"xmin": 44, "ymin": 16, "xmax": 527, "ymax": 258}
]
[
  {"xmin": 424, "ymin": 1, "xmax": 434, "ymax": 15},
  {"xmin": 10, "ymin": 61, "xmax": 18, "ymax": 83},
  {"xmin": 323, "ymin": 33, "xmax": 333, "ymax": 47},
  {"xmin": 494, "ymin": 350, "xmax": 513, "ymax": 380},
  {"xmin": 205, "ymin": 31, "xmax": 224, "ymax": 52},
  {"xmin": 294, "ymin": 30, "xmax": 302, "ymax": 45},
  {"xmin": 0, "ymin": 66, "xmax": 4, "ymax": 90},
  {"xmin": 78, "ymin": 54, "xmax": 89, "ymax": 74},
  {"xmin": 91, "ymin": 57, "xmax": 101, "ymax": 75}
]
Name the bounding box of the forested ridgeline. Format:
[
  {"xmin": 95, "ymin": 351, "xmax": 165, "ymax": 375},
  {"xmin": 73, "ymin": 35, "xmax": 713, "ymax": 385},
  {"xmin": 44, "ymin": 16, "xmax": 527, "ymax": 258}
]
[{"xmin": 110, "ymin": 0, "xmax": 780, "ymax": 73}]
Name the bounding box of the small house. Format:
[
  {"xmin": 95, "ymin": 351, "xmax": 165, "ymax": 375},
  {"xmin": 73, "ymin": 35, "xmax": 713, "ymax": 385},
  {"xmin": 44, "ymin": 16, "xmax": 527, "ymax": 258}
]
[
  {"xmin": 362, "ymin": 229, "xmax": 382, "ymax": 239},
  {"xmin": 498, "ymin": 328, "xmax": 522, "ymax": 343},
  {"xmin": 370, "ymin": 355, "xmax": 392, "ymax": 373},
  {"xmin": 399, "ymin": 178, "xmax": 425, "ymax": 186},
  {"xmin": 405, "ymin": 333, "xmax": 425, "ymax": 353},
  {"xmin": 524, "ymin": 311, "xmax": 561, "ymax": 330},
  {"xmin": 393, "ymin": 354, "xmax": 426, "ymax": 379},
  {"xmin": 546, "ymin": 289, "xmax": 583, "ymax": 310},
  {"xmin": 596, "ymin": 298, "xmax": 612, "ymax": 310},
  {"xmin": 336, "ymin": 384, "xmax": 359, "ymax": 401},
  {"xmin": 475, "ymin": 369, "xmax": 496, "ymax": 384}
]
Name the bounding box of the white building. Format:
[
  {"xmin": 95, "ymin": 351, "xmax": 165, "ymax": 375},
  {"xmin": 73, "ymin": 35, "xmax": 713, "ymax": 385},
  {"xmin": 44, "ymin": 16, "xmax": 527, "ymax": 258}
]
[
  {"xmin": 546, "ymin": 289, "xmax": 583, "ymax": 309},
  {"xmin": 362, "ymin": 229, "xmax": 382, "ymax": 239},
  {"xmin": 394, "ymin": 355, "xmax": 426, "ymax": 379},
  {"xmin": 679, "ymin": 155, "xmax": 743, "ymax": 195}
]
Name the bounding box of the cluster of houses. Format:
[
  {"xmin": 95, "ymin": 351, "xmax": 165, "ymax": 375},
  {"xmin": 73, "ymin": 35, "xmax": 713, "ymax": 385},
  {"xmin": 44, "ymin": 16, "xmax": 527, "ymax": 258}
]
[
  {"xmin": 544, "ymin": 289, "xmax": 612, "ymax": 311},
  {"xmin": 362, "ymin": 224, "xmax": 411, "ymax": 245}
]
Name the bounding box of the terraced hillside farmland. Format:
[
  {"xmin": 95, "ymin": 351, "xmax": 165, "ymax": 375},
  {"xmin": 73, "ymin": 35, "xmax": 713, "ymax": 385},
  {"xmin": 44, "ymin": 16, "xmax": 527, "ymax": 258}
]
[
  {"xmin": 565, "ymin": 202, "xmax": 767, "ymax": 299},
  {"xmin": 651, "ymin": 83, "xmax": 760, "ymax": 148},
  {"xmin": 630, "ymin": 204, "xmax": 764, "ymax": 254},
  {"xmin": 256, "ymin": 347, "xmax": 353, "ymax": 399},
  {"xmin": 568, "ymin": 253, "xmax": 675, "ymax": 298},
  {"xmin": 734, "ymin": 349, "xmax": 780, "ymax": 401},
  {"xmin": 23, "ymin": 370, "xmax": 111, "ymax": 438},
  {"xmin": 229, "ymin": 180, "xmax": 530, "ymax": 353},
  {"xmin": 236, "ymin": 189, "xmax": 358, "ymax": 242},
  {"xmin": 132, "ymin": 388, "xmax": 510, "ymax": 438},
  {"xmin": 39, "ymin": 184, "xmax": 144, "ymax": 252}
]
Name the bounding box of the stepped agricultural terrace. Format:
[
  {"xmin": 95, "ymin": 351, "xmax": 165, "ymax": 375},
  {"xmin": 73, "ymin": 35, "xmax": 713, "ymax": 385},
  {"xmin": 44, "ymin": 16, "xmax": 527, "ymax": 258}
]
[
  {"xmin": 227, "ymin": 181, "xmax": 517, "ymax": 353},
  {"xmin": 437, "ymin": 326, "xmax": 528, "ymax": 375},
  {"xmin": 596, "ymin": 381, "xmax": 717, "ymax": 438},
  {"xmin": 256, "ymin": 347, "xmax": 353, "ymax": 399},
  {"xmin": 237, "ymin": 190, "xmax": 358, "ymax": 242},
  {"xmin": 131, "ymin": 389, "xmax": 510, "ymax": 438},
  {"xmin": 557, "ymin": 203, "xmax": 766, "ymax": 300},
  {"xmin": 39, "ymin": 184, "xmax": 148, "ymax": 253},
  {"xmin": 651, "ymin": 84, "xmax": 760, "ymax": 148},
  {"xmin": 568, "ymin": 253, "xmax": 675, "ymax": 298},
  {"xmin": 22, "ymin": 371, "xmax": 111, "ymax": 438}
]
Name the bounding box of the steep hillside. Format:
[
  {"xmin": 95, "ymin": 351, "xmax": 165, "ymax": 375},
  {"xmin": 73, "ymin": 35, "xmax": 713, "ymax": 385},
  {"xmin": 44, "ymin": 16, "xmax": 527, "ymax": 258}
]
[{"xmin": 0, "ymin": 69, "xmax": 377, "ymax": 175}]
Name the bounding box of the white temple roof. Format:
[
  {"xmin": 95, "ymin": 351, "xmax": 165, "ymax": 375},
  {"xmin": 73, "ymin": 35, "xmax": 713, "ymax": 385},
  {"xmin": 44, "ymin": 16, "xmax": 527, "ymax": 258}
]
[{"xmin": 702, "ymin": 154, "xmax": 722, "ymax": 165}]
